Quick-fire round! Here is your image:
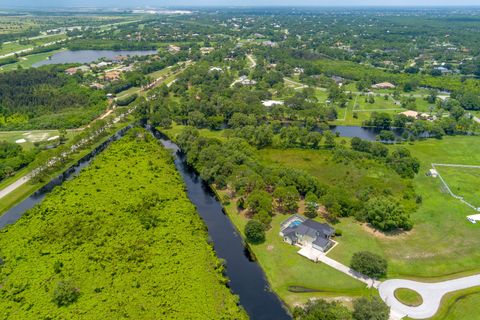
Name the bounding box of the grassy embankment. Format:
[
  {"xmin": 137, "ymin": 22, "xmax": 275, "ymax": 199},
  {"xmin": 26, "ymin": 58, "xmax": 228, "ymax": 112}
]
[{"xmin": 0, "ymin": 129, "xmax": 247, "ymax": 319}]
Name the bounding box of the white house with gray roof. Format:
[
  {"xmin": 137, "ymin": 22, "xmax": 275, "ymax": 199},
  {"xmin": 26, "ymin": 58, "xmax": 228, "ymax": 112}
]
[{"xmin": 279, "ymin": 215, "xmax": 335, "ymax": 252}]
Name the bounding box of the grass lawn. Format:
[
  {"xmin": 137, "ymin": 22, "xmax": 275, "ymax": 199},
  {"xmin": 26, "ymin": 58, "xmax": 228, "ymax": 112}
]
[
  {"xmin": 220, "ymin": 194, "xmax": 371, "ymax": 306},
  {"xmin": 434, "ymin": 166, "xmax": 480, "ymax": 208},
  {"xmin": 394, "ymin": 288, "xmax": 423, "ymax": 307},
  {"xmin": 0, "ymin": 129, "xmax": 76, "ymax": 150}
]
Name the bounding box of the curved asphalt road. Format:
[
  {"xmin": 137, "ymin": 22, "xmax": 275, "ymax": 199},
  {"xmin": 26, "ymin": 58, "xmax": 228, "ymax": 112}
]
[{"xmin": 379, "ymin": 275, "xmax": 480, "ymax": 319}]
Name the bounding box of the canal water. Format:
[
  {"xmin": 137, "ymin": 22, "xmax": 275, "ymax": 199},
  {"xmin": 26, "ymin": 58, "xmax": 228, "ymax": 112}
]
[
  {"xmin": 33, "ymin": 49, "xmax": 157, "ymax": 67},
  {"xmin": 148, "ymin": 126, "xmax": 292, "ymax": 320},
  {"xmin": 0, "ymin": 124, "xmax": 292, "ymax": 320}
]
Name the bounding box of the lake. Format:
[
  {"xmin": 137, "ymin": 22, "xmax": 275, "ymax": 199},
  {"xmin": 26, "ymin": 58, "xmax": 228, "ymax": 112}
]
[{"xmin": 33, "ymin": 49, "xmax": 157, "ymax": 67}]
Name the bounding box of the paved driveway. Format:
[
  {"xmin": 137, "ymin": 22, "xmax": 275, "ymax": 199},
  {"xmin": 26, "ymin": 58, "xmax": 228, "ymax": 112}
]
[{"xmin": 379, "ymin": 275, "xmax": 480, "ymax": 319}]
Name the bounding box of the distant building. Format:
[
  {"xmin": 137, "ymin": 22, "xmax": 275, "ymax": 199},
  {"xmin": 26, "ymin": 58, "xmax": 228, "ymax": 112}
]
[
  {"xmin": 90, "ymin": 82, "xmax": 105, "ymax": 90},
  {"xmin": 168, "ymin": 45, "xmax": 181, "ymax": 54},
  {"xmin": 262, "ymin": 41, "xmax": 278, "ymax": 47},
  {"xmin": 238, "ymin": 75, "xmax": 257, "ymax": 85},
  {"xmin": 104, "ymin": 70, "xmax": 121, "ymax": 81},
  {"xmin": 331, "ymin": 75, "xmax": 344, "ymax": 85},
  {"xmin": 262, "ymin": 100, "xmax": 284, "ymax": 107},
  {"xmin": 372, "ymin": 82, "xmax": 396, "ymax": 89},
  {"xmin": 65, "ymin": 67, "xmax": 79, "ymax": 76},
  {"xmin": 399, "ymin": 110, "xmax": 436, "ymax": 121},
  {"xmin": 293, "ymin": 67, "xmax": 304, "ymax": 75},
  {"xmin": 64, "ymin": 65, "xmax": 90, "ymax": 75},
  {"xmin": 209, "ymin": 67, "xmax": 223, "ymax": 72},
  {"xmin": 200, "ymin": 47, "xmax": 215, "ymax": 55}
]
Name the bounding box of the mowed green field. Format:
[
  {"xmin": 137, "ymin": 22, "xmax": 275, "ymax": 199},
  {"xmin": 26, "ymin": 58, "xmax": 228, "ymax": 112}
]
[
  {"xmin": 0, "ymin": 130, "xmax": 76, "ymax": 150},
  {"xmin": 0, "ymin": 130, "xmax": 247, "ymax": 319},
  {"xmin": 435, "ymin": 166, "xmax": 480, "ymax": 208}
]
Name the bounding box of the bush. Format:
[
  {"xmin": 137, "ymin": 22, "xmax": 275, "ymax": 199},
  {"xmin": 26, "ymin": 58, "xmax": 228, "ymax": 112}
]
[
  {"xmin": 245, "ymin": 220, "xmax": 265, "ymax": 244},
  {"xmin": 353, "ymin": 296, "xmax": 389, "ymax": 320},
  {"xmin": 305, "ymin": 191, "xmax": 319, "ymax": 218},
  {"xmin": 53, "ymin": 280, "xmax": 80, "ymax": 307},
  {"xmin": 293, "ymin": 298, "xmax": 352, "ymax": 320},
  {"xmin": 360, "ymin": 197, "xmax": 413, "ymax": 231},
  {"xmin": 335, "ymin": 229, "xmax": 343, "ymax": 237},
  {"xmin": 350, "ymin": 251, "xmax": 387, "ymax": 279}
]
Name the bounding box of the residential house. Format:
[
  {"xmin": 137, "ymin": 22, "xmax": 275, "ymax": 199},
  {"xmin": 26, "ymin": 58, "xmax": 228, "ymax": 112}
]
[
  {"xmin": 372, "ymin": 82, "xmax": 396, "ymax": 89},
  {"xmin": 399, "ymin": 110, "xmax": 437, "ymax": 121},
  {"xmin": 239, "ymin": 75, "xmax": 257, "ymax": 85},
  {"xmin": 262, "ymin": 100, "xmax": 284, "ymax": 107},
  {"xmin": 279, "ymin": 215, "xmax": 335, "ymax": 252},
  {"xmin": 331, "ymin": 75, "xmax": 344, "ymax": 85},
  {"xmin": 65, "ymin": 65, "xmax": 90, "ymax": 75},
  {"xmin": 209, "ymin": 66, "xmax": 224, "ymax": 73},
  {"xmin": 104, "ymin": 70, "xmax": 121, "ymax": 82},
  {"xmin": 200, "ymin": 47, "xmax": 215, "ymax": 55},
  {"xmin": 168, "ymin": 45, "xmax": 181, "ymax": 54}
]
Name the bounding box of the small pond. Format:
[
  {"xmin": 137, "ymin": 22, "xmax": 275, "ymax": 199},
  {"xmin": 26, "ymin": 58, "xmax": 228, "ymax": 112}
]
[
  {"xmin": 331, "ymin": 125, "xmax": 404, "ymax": 141},
  {"xmin": 33, "ymin": 50, "xmax": 157, "ymax": 67}
]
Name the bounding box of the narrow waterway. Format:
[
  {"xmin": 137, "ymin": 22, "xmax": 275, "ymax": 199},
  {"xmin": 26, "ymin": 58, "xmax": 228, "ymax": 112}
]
[{"xmin": 147, "ymin": 126, "xmax": 292, "ymax": 320}]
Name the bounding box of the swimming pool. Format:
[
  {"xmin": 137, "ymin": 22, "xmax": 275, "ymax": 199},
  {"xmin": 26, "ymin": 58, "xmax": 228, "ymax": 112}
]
[{"xmin": 289, "ymin": 220, "xmax": 302, "ymax": 228}]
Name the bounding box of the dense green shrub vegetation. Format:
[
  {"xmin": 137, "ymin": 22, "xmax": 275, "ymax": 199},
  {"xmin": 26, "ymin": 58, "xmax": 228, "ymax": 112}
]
[
  {"xmin": 245, "ymin": 220, "xmax": 266, "ymax": 244},
  {"xmin": 293, "ymin": 299, "xmax": 352, "ymax": 320},
  {"xmin": 352, "ymin": 296, "xmax": 390, "ymax": 320},
  {"xmin": 292, "ymin": 297, "xmax": 389, "ymax": 320},
  {"xmin": 0, "ymin": 130, "xmax": 246, "ymax": 319},
  {"xmin": 0, "ymin": 68, "xmax": 107, "ymax": 130},
  {"xmin": 350, "ymin": 251, "xmax": 388, "ymax": 279}
]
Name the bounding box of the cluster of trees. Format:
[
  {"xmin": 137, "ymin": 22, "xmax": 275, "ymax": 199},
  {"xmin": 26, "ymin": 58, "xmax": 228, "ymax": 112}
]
[
  {"xmin": 176, "ymin": 127, "xmax": 324, "ymax": 232},
  {"xmin": 350, "ymin": 251, "xmax": 388, "ymax": 279},
  {"xmin": 0, "ymin": 141, "xmax": 37, "ymax": 181},
  {"xmin": 0, "ymin": 67, "xmax": 107, "ymax": 130},
  {"xmin": 174, "ymin": 126, "xmax": 417, "ymax": 233},
  {"xmin": 351, "ymin": 137, "xmax": 420, "ymax": 179},
  {"xmin": 293, "ymin": 296, "xmax": 389, "ymax": 320},
  {"xmin": 363, "ymin": 109, "xmax": 478, "ymax": 140}
]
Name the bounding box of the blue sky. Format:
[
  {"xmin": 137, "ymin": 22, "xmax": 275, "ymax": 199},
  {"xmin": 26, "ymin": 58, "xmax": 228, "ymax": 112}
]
[{"xmin": 1, "ymin": 0, "xmax": 479, "ymax": 7}]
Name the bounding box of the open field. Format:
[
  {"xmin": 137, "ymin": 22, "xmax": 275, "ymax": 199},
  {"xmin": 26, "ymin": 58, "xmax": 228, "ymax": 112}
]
[
  {"xmin": 434, "ymin": 166, "xmax": 480, "ymax": 209},
  {"xmin": 0, "ymin": 34, "xmax": 66, "ymax": 56}
]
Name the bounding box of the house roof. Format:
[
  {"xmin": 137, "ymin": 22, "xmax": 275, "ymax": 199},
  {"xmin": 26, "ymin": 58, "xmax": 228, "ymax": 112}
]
[
  {"xmin": 301, "ymin": 220, "xmax": 335, "ymax": 237},
  {"xmin": 313, "ymin": 236, "xmax": 330, "ymax": 249}
]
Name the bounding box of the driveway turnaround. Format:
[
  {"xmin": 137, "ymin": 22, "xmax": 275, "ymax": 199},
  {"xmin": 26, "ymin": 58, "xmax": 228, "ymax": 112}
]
[{"xmin": 379, "ymin": 275, "xmax": 480, "ymax": 319}]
